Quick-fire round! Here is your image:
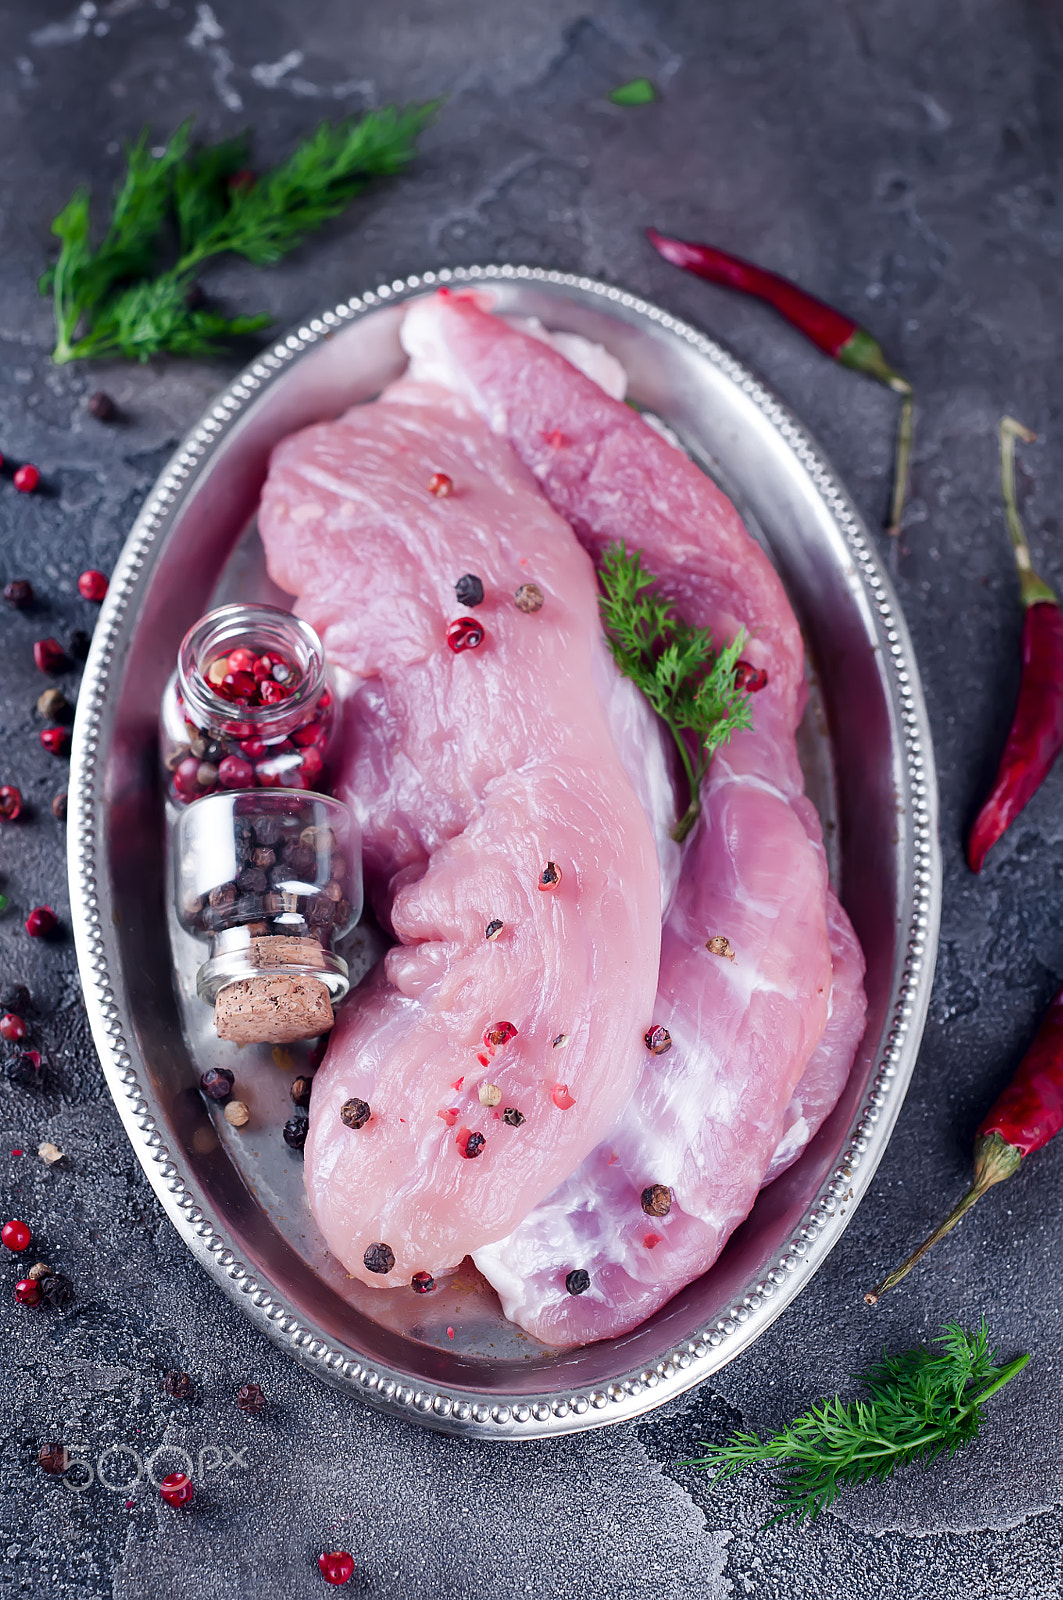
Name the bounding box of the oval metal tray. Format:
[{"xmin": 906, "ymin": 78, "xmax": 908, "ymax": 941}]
[{"xmin": 68, "ymin": 266, "xmax": 941, "ymax": 1439}]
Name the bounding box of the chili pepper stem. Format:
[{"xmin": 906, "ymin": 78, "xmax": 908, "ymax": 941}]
[
  {"xmin": 1000, "ymin": 417, "xmax": 1056, "ymax": 607},
  {"xmin": 886, "ymin": 393, "xmax": 915, "ymax": 538},
  {"xmin": 864, "ymin": 1132, "xmax": 1023, "ymax": 1304}
]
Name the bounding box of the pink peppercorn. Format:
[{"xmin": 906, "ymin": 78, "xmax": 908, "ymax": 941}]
[
  {"xmin": 15, "ymin": 1278, "xmax": 42, "ymax": 1307},
  {"xmin": 77, "ymin": 570, "xmax": 109, "ymax": 602},
  {"xmin": 446, "ymin": 616, "xmax": 485, "ymax": 653},
  {"xmin": 13, "ymin": 464, "xmax": 40, "ymax": 494},
  {"xmin": 33, "ymin": 638, "xmax": 69, "ymax": 675},
  {"xmin": 0, "ymin": 1014, "xmax": 27, "ymax": 1042},
  {"xmin": 217, "ymin": 755, "xmax": 254, "ymax": 789},
  {"xmin": 25, "ymin": 906, "xmax": 58, "ymax": 939},
  {"xmin": 159, "ymin": 1472, "xmax": 194, "ymax": 1508},
  {"xmin": 2, "ymin": 1219, "xmax": 31, "ymax": 1251},
  {"xmin": 40, "ymin": 727, "xmax": 71, "ymax": 757},
  {"xmin": 318, "ymin": 1552, "xmax": 355, "ymax": 1586}
]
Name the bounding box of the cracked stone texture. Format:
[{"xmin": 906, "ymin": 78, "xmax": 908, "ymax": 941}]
[{"xmin": 1, "ymin": 1, "xmax": 1062, "ymax": 1596}]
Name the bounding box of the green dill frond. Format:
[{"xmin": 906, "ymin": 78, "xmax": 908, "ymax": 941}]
[{"xmin": 685, "ymin": 1322, "xmax": 1029, "ymax": 1526}]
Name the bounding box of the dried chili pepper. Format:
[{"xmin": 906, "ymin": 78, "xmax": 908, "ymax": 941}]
[
  {"xmin": 646, "ymin": 228, "xmax": 914, "ymax": 536},
  {"xmin": 866, "ymin": 981, "xmax": 1063, "ymax": 1302},
  {"xmin": 967, "ymin": 418, "xmax": 1063, "ymax": 872}
]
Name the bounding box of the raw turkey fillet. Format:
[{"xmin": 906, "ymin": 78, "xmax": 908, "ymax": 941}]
[
  {"xmin": 257, "ymin": 381, "xmax": 663, "ymax": 1286},
  {"xmin": 402, "ymin": 292, "xmax": 866, "ymax": 1342}
]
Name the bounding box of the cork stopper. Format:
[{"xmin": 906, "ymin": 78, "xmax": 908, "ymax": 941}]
[{"xmin": 214, "ymin": 973, "xmax": 334, "ymax": 1045}]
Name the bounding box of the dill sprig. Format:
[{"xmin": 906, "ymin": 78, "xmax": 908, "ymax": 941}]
[
  {"xmin": 598, "ymin": 540, "xmax": 752, "ymax": 842},
  {"xmin": 41, "ymin": 105, "xmax": 436, "ymax": 363},
  {"xmin": 687, "ymin": 1322, "xmax": 1029, "ymax": 1525}
]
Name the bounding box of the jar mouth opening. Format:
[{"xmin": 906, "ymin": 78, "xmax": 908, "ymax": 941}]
[{"xmin": 177, "ymin": 603, "xmax": 327, "ymax": 736}]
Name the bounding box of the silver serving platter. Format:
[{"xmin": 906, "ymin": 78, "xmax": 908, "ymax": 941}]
[{"xmin": 68, "ymin": 266, "xmax": 941, "ymax": 1439}]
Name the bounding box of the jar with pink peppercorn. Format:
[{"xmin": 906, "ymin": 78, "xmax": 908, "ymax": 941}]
[{"xmin": 160, "ymin": 603, "xmax": 334, "ymax": 807}]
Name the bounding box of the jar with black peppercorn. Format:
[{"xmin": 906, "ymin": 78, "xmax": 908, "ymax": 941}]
[
  {"xmin": 174, "ymin": 790, "xmax": 362, "ymax": 1044},
  {"xmin": 160, "ymin": 603, "xmax": 335, "ymax": 807}
]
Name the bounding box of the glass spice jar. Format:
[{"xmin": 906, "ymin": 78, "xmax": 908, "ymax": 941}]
[
  {"xmin": 174, "ymin": 790, "xmax": 362, "ymax": 1045},
  {"xmin": 161, "ymin": 603, "xmax": 334, "ymax": 807}
]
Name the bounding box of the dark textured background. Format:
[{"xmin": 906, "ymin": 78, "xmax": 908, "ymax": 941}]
[{"xmin": 2, "ymin": 2, "xmax": 1062, "ymax": 1596}]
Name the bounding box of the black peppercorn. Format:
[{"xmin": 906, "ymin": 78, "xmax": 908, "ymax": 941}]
[
  {"xmin": 340, "ymin": 1098, "xmax": 371, "ymax": 1130},
  {"xmin": 236, "ymin": 865, "xmax": 268, "ymax": 895},
  {"xmin": 38, "ymin": 1443, "xmax": 70, "ymax": 1475},
  {"xmin": 640, "ymin": 1184, "xmax": 672, "ymax": 1218},
  {"xmin": 454, "ymin": 573, "xmax": 485, "ymax": 607},
  {"xmin": 163, "ymin": 1371, "xmax": 193, "ymax": 1399},
  {"xmin": 485, "ymin": 919, "xmax": 504, "ymax": 941},
  {"xmin": 462, "ymin": 1131, "xmax": 486, "ymax": 1159},
  {"xmin": 38, "ymin": 1271, "xmax": 74, "ymax": 1310},
  {"xmin": 502, "ymin": 1107, "xmax": 525, "ymax": 1127},
  {"xmin": 200, "ymin": 1067, "xmax": 234, "ymax": 1102},
  {"xmin": 236, "ymin": 1382, "xmax": 265, "ymax": 1415},
  {"xmin": 87, "ymin": 391, "xmax": 119, "ymax": 422},
  {"xmin": 363, "ymin": 1241, "xmax": 395, "ymax": 1275},
  {"xmin": 4, "ymin": 579, "xmax": 33, "ymax": 608},
  {"xmin": 411, "ymin": 1272, "xmax": 435, "ymax": 1294},
  {"xmin": 290, "ymin": 1075, "xmax": 313, "ymax": 1108},
  {"xmin": 565, "ymin": 1268, "xmax": 591, "ymax": 1296},
  {"xmin": 68, "ymin": 630, "xmax": 91, "ymax": 662},
  {"xmin": 51, "ymin": 791, "xmax": 68, "ymax": 822},
  {"xmin": 2, "ymin": 984, "xmax": 33, "ymax": 1016},
  {"xmin": 283, "ymin": 1115, "xmax": 309, "ymax": 1150}
]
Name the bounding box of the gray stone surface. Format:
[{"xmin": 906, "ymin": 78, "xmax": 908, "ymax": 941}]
[{"xmin": 1, "ymin": 1, "xmax": 1062, "ymax": 1595}]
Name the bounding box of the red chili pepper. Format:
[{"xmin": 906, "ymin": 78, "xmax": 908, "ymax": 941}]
[
  {"xmin": 866, "ymin": 982, "xmax": 1063, "ymax": 1302},
  {"xmin": 967, "ymin": 418, "xmax": 1063, "ymax": 872},
  {"xmin": 646, "ymin": 227, "xmax": 914, "ymax": 536}
]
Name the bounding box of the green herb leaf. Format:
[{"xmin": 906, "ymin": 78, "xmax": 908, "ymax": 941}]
[
  {"xmin": 608, "ymin": 77, "xmax": 657, "ymax": 106},
  {"xmin": 42, "ymin": 105, "xmax": 437, "ymax": 364},
  {"xmin": 598, "ymin": 540, "xmax": 752, "ymax": 841},
  {"xmin": 686, "ymin": 1322, "xmax": 1030, "ymax": 1525}
]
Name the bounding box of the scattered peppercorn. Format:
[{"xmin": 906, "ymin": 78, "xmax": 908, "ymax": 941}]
[
  {"xmin": 734, "ymin": 661, "xmax": 768, "ymax": 693},
  {"xmin": 87, "ymin": 391, "xmax": 119, "ymax": 421},
  {"xmin": 283, "ymin": 1115, "xmax": 309, "ymax": 1150},
  {"xmin": 483, "ymin": 1021, "xmax": 518, "ymax": 1051},
  {"xmin": 38, "ymin": 1142, "xmax": 64, "ymax": 1165},
  {"xmin": 40, "ymin": 727, "xmax": 71, "ymax": 757},
  {"xmin": 565, "ymin": 1269, "xmax": 591, "ymax": 1296},
  {"xmin": 363, "ymin": 1242, "xmax": 395, "ymax": 1275},
  {"xmin": 454, "ymin": 574, "xmax": 485, "ymax": 609},
  {"xmin": 340, "ymin": 1097, "xmax": 371, "ymax": 1130},
  {"xmin": 2, "ymin": 983, "xmax": 32, "ymax": 1015},
  {"xmin": 514, "ymin": 582, "xmax": 544, "ymax": 613},
  {"xmin": 411, "ymin": 1271, "xmax": 435, "ymax": 1294},
  {"xmin": 33, "ymin": 638, "xmax": 69, "ymax": 675},
  {"xmin": 705, "ymin": 935, "xmax": 736, "ymax": 961},
  {"xmin": 3, "ymin": 579, "xmax": 33, "ymax": 608},
  {"xmin": 236, "ymin": 1382, "xmax": 266, "ymax": 1415},
  {"xmin": 318, "ymin": 1551, "xmax": 355, "ymax": 1586},
  {"xmin": 200, "ymin": 1066, "xmax": 234, "ymax": 1101},
  {"xmin": 2, "ymin": 1219, "xmax": 31, "ymax": 1251},
  {"xmin": 68, "ymin": 629, "xmax": 91, "ymax": 661},
  {"xmin": 13, "ymin": 464, "xmax": 40, "ymax": 494},
  {"xmin": 15, "ymin": 1278, "xmax": 42, "ymax": 1307},
  {"xmin": 485, "ymin": 919, "xmax": 504, "ymax": 941},
  {"xmin": 641, "ymin": 1184, "xmax": 673, "ymax": 1217},
  {"xmin": 37, "ymin": 687, "xmax": 70, "ymax": 721},
  {"xmin": 51, "ymin": 792, "xmax": 68, "ymax": 822},
  {"xmin": 27, "ymin": 1261, "xmax": 51, "ymax": 1282},
  {"xmin": 538, "ymin": 861, "xmax": 562, "ymax": 890},
  {"xmin": 459, "ymin": 1129, "xmax": 486, "ymax": 1159},
  {"xmin": 478, "ymin": 1082, "xmax": 502, "ymax": 1108},
  {"xmin": 38, "ymin": 1443, "xmax": 70, "ymax": 1475},
  {"xmin": 0, "ymin": 786, "xmax": 23, "ymax": 822},
  {"xmin": 428, "ymin": 472, "xmax": 453, "ymax": 497},
  {"xmin": 552, "ymin": 1033, "xmax": 569, "ymax": 1049},
  {"xmin": 446, "ymin": 616, "xmax": 485, "ymax": 653},
  {"xmin": 552, "ymin": 1083, "xmax": 576, "ymax": 1110},
  {"xmin": 25, "ymin": 906, "xmax": 58, "ymax": 939},
  {"xmin": 9, "ymin": 1049, "xmax": 43, "ymax": 1086},
  {"xmin": 163, "ymin": 1371, "xmax": 193, "ymax": 1399},
  {"xmin": 38, "ymin": 1271, "xmax": 74, "ymax": 1310},
  {"xmin": 502, "ymin": 1107, "xmax": 525, "ymax": 1127},
  {"xmin": 290, "ymin": 1075, "xmax": 313, "ymax": 1108},
  {"xmin": 644, "ymin": 1025, "xmax": 672, "ymax": 1055},
  {"xmin": 224, "ymin": 1099, "xmax": 250, "ymax": 1127},
  {"xmin": 77, "ymin": 570, "xmax": 109, "ymax": 603},
  {"xmin": 159, "ymin": 1471, "xmax": 194, "ymax": 1508}
]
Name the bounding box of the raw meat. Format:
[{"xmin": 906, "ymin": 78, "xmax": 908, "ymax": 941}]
[
  {"xmin": 258, "ymin": 381, "xmax": 663, "ymax": 1286},
  {"xmin": 401, "ymin": 293, "xmax": 864, "ymax": 1342}
]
